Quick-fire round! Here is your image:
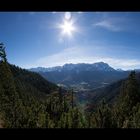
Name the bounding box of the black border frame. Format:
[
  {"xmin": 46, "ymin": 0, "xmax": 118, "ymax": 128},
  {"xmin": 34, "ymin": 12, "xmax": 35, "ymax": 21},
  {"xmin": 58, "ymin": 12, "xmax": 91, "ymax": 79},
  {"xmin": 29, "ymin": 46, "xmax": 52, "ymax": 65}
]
[{"xmin": 1, "ymin": 0, "xmax": 140, "ymax": 137}]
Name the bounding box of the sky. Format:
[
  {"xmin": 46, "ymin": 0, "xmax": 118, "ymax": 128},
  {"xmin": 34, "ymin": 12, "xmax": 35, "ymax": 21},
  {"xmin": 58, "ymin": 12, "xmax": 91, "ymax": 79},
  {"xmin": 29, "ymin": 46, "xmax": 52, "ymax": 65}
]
[{"xmin": 1, "ymin": 12, "xmax": 140, "ymax": 70}]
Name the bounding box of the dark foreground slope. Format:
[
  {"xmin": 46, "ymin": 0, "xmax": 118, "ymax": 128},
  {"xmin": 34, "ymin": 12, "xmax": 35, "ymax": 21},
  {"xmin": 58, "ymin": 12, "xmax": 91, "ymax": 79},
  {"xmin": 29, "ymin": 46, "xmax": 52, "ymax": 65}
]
[
  {"xmin": 9, "ymin": 64, "xmax": 58, "ymax": 99},
  {"xmin": 0, "ymin": 62, "xmax": 86, "ymax": 128},
  {"xmin": 0, "ymin": 62, "xmax": 59, "ymax": 127},
  {"xmin": 86, "ymin": 71, "xmax": 140, "ymax": 128}
]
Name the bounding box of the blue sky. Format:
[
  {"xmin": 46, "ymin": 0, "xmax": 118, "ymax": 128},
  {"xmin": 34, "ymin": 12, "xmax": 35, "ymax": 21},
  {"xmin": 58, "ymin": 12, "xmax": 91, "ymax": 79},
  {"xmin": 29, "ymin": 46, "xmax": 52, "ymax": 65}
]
[{"xmin": 1, "ymin": 12, "xmax": 140, "ymax": 70}]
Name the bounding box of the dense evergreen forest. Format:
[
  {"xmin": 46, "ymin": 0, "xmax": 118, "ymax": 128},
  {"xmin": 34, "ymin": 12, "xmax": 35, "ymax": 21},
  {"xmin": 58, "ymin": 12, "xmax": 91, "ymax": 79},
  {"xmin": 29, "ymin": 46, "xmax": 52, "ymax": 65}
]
[{"xmin": 1, "ymin": 44, "xmax": 140, "ymax": 128}]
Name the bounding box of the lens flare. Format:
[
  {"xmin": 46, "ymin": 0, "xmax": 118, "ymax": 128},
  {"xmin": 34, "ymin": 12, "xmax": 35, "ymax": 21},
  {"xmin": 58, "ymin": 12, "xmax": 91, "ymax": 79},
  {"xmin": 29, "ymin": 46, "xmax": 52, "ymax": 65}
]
[{"xmin": 65, "ymin": 12, "xmax": 71, "ymax": 20}]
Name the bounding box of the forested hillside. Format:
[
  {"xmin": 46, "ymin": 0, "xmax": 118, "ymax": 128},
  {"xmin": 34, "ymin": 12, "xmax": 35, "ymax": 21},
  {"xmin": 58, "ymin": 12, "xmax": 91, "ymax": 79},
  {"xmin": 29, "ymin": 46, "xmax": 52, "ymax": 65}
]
[
  {"xmin": 86, "ymin": 71, "xmax": 140, "ymax": 128},
  {"xmin": 0, "ymin": 61, "xmax": 86, "ymax": 128},
  {"xmin": 1, "ymin": 44, "xmax": 140, "ymax": 128}
]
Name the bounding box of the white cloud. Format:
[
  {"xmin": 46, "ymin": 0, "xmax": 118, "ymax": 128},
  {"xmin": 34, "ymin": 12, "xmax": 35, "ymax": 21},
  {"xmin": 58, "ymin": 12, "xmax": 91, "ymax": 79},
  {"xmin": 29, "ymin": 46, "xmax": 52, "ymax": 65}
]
[
  {"xmin": 94, "ymin": 20, "xmax": 122, "ymax": 32},
  {"xmin": 36, "ymin": 46, "xmax": 86, "ymax": 67},
  {"xmin": 30, "ymin": 46, "xmax": 140, "ymax": 70},
  {"xmin": 92, "ymin": 13, "xmax": 129, "ymax": 32}
]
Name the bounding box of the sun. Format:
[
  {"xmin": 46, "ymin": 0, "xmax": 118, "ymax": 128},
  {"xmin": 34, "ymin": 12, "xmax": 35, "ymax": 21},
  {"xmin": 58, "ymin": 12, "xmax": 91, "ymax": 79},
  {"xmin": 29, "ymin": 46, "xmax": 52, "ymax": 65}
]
[
  {"xmin": 56, "ymin": 12, "xmax": 78, "ymax": 39},
  {"xmin": 59, "ymin": 20, "xmax": 76, "ymax": 37}
]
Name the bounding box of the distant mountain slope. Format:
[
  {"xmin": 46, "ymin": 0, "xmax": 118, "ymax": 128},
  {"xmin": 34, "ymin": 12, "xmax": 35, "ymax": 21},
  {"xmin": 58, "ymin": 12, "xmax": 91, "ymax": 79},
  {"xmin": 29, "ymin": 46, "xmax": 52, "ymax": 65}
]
[
  {"xmin": 84, "ymin": 72, "xmax": 140, "ymax": 109},
  {"xmin": 87, "ymin": 79, "xmax": 124, "ymax": 104},
  {"xmin": 29, "ymin": 62, "xmax": 130, "ymax": 90},
  {"xmin": 75, "ymin": 79, "xmax": 124, "ymax": 108},
  {"xmin": 9, "ymin": 64, "xmax": 58, "ymax": 99}
]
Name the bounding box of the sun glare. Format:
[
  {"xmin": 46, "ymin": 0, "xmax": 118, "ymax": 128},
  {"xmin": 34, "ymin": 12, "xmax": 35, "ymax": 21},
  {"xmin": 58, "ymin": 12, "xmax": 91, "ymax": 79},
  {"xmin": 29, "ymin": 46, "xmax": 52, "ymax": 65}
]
[
  {"xmin": 57, "ymin": 12, "xmax": 77, "ymax": 38},
  {"xmin": 59, "ymin": 20, "xmax": 76, "ymax": 37}
]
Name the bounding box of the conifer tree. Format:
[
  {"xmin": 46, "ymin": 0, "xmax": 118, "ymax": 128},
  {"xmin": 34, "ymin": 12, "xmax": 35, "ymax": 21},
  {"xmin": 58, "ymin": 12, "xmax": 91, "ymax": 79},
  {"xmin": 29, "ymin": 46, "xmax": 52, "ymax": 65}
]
[
  {"xmin": 0, "ymin": 42, "xmax": 7, "ymax": 62},
  {"xmin": 58, "ymin": 86, "xmax": 63, "ymax": 103},
  {"xmin": 115, "ymin": 71, "xmax": 140, "ymax": 127},
  {"xmin": 93, "ymin": 100, "xmax": 113, "ymax": 128},
  {"xmin": 0, "ymin": 43, "xmax": 23, "ymax": 127},
  {"xmin": 71, "ymin": 89, "xmax": 74, "ymax": 109}
]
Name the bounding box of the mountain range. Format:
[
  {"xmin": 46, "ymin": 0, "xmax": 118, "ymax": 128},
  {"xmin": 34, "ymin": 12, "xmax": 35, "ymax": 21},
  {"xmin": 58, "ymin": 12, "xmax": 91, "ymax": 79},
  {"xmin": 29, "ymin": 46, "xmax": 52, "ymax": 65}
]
[
  {"xmin": 29, "ymin": 62, "xmax": 130, "ymax": 91},
  {"xmin": 30, "ymin": 62, "xmax": 116, "ymax": 72}
]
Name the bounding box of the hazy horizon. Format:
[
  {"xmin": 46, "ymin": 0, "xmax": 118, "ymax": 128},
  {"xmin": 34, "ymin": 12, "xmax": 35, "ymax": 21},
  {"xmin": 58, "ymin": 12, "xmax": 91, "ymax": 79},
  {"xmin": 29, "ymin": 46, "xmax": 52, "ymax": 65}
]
[{"xmin": 1, "ymin": 12, "xmax": 140, "ymax": 70}]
